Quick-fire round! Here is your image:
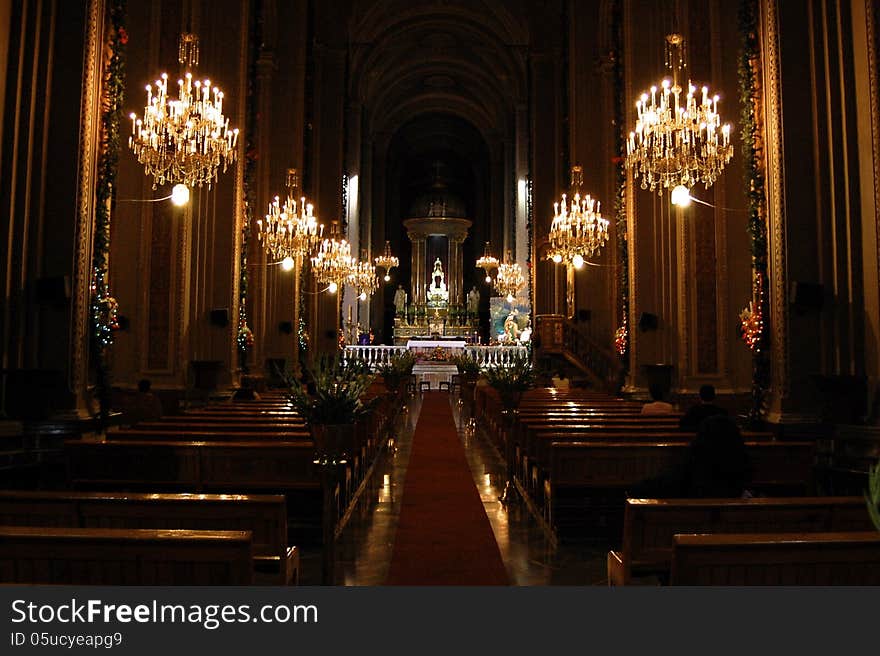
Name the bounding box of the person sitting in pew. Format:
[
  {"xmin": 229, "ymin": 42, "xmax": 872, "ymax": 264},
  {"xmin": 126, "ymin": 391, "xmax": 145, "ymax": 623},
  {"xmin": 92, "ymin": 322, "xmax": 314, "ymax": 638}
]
[
  {"xmin": 130, "ymin": 379, "xmax": 164, "ymax": 423},
  {"xmin": 679, "ymin": 384, "xmax": 727, "ymax": 431},
  {"xmin": 629, "ymin": 415, "xmax": 753, "ymax": 499},
  {"xmin": 640, "ymin": 384, "xmax": 675, "ymax": 415}
]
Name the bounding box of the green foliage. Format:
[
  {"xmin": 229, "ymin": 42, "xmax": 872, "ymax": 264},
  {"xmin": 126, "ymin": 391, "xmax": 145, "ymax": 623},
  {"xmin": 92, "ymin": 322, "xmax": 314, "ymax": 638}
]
[
  {"xmin": 288, "ymin": 354, "xmax": 377, "ymax": 425},
  {"xmin": 376, "ymin": 351, "xmax": 416, "ymax": 388},
  {"xmin": 450, "ymin": 352, "xmax": 482, "ymax": 376},
  {"xmin": 482, "ymin": 352, "xmax": 536, "ymax": 408},
  {"xmin": 867, "ymin": 461, "xmax": 880, "ymax": 533}
]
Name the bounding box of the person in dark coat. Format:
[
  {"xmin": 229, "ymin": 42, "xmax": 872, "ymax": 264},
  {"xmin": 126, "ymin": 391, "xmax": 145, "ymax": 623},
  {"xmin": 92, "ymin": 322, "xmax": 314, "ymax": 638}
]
[
  {"xmin": 679, "ymin": 384, "xmax": 727, "ymax": 431},
  {"xmin": 629, "ymin": 415, "xmax": 752, "ymax": 499}
]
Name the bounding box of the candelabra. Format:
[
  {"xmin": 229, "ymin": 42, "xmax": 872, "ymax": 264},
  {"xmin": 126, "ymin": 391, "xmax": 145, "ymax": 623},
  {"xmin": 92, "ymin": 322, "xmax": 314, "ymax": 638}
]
[
  {"xmin": 495, "ymin": 251, "xmax": 525, "ymax": 302},
  {"xmin": 476, "ymin": 241, "xmax": 500, "ymax": 284},
  {"xmin": 547, "ymin": 166, "xmax": 609, "ymax": 268},
  {"xmin": 373, "ymin": 240, "xmax": 399, "ymax": 282}
]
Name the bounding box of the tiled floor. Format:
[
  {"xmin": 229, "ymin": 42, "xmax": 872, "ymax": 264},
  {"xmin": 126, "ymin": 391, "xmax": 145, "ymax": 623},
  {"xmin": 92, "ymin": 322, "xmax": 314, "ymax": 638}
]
[{"xmin": 300, "ymin": 391, "xmax": 609, "ymax": 585}]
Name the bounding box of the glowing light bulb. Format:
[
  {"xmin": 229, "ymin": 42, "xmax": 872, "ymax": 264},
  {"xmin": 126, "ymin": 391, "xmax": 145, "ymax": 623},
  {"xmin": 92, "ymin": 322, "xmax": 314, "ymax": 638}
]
[
  {"xmin": 359, "ymin": 292, "xmax": 367, "ymax": 301},
  {"xmin": 171, "ymin": 184, "xmax": 190, "ymax": 206},
  {"xmin": 281, "ymin": 256, "xmax": 295, "ymax": 271},
  {"xmin": 506, "ymin": 294, "xmax": 514, "ymax": 303},
  {"xmin": 485, "ymin": 275, "xmax": 491, "ymax": 284},
  {"xmin": 572, "ymin": 254, "xmax": 584, "ymax": 269},
  {"xmin": 328, "ymin": 281, "xmax": 338, "ymax": 294},
  {"xmin": 384, "ymin": 274, "xmax": 390, "ymax": 282},
  {"xmin": 671, "ymin": 185, "xmax": 692, "ymax": 207},
  {"xmin": 552, "ymin": 253, "xmax": 562, "ymax": 264}
]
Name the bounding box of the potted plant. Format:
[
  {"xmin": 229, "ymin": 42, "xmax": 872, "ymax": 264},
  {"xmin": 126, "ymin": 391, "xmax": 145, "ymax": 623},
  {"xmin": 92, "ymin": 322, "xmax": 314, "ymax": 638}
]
[
  {"xmin": 288, "ymin": 354, "xmax": 377, "ymax": 465},
  {"xmin": 482, "ymin": 351, "xmax": 536, "ymax": 411},
  {"xmin": 451, "ymin": 351, "xmax": 482, "ymax": 413},
  {"xmin": 376, "ymin": 350, "xmax": 416, "ymax": 397}
]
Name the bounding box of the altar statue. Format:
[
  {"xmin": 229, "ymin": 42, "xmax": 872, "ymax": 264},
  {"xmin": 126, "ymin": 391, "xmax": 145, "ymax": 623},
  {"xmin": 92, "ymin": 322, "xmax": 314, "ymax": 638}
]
[
  {"xmin": 393, "ymin": 284, "xmax": 407, "ymax": 316},
  {"xmin": 431, "ymin": 258, "xmax": 447, "ymax": 292},
  {"xmin": 503, "ymin": 313, "xmax": 520, "ymax": 343},
  {"xmin": 467, "ymin": 286, "xmax": 480, "ymax": 315},
  {"xmin": 427, "ymin": 257, "xmax": 449, "ymax": 306}
]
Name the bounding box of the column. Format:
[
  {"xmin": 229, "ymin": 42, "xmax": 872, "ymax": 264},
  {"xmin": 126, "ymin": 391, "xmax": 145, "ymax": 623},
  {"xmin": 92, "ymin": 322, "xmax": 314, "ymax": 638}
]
[{"xmin": 409, "ymin": 232, "xmax": 426, "ymax": 305}]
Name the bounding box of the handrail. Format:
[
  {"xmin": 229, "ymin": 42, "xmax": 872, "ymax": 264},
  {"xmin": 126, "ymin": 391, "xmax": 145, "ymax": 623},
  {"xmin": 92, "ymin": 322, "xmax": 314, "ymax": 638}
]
[
  {"xmin": 561, "ymin": 320, "xmax": 621, "ymax": 391},
  {"xmin": 343, "ymin": 344, "xmax": 529, "ymax": 371}
]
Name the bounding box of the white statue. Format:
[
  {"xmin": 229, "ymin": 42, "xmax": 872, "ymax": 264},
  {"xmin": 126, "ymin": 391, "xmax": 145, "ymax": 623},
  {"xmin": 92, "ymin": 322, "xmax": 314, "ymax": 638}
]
[
  {"xmin": 393, "ymin": 284, "xmax": 407, "ymax": 315},
  {"xmin": 467, "ymin": 286, "xmax": 480, "ymax": 314},
  {"xmin": 431, "ymin": 257, "xmax": 447, "ymax": 292}
]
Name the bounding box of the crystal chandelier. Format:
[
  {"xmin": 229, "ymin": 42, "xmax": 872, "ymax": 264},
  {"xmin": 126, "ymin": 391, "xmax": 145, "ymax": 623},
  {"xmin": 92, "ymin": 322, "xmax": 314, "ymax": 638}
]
[
  {"xmin": 625, "ymin": 33, "xmax": 732, "ymax": 194},
  {"xmin": 349, "ymin": 260, "xmax": 379, "ymax": 300},
  {"xmin": 495, "ymin": 251, "xmax": 525, "ymax": 302},
  {"xmin": 128, "ymin": 32, "xmax": 239, "ymax": 189},
  {"xmin": 547, "ymin": 166, "xmax": 609, "ymax": 269},
  {"xmin": 373, "ymin": 241, "xmax": 399, "ymax": 282},
  {"xmin": 256, "ymin": 169, "xmax": 323, "ymax": 261},
  {"xmin": 476, "ymin": 241, "xmax": 500, "ymax": 284},
  {"xmin": 311, "ymin": 223, "xmax": 355, "ymax": 294}
]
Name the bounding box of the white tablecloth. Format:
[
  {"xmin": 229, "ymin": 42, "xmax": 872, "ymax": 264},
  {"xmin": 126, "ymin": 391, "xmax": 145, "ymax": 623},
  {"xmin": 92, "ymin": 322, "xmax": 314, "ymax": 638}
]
[
  {"xmin": 406, "ymin": 339, "xmax": 466, "ymax": 349},
  {"xmin": 412, "ymin": 363, "xmax": 458, "ymax": 390}
]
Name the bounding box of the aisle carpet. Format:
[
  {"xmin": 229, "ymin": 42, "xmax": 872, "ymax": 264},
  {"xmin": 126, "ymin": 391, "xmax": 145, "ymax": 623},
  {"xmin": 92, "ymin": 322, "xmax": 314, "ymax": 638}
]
[{"xmin": 385, "ymin": 392, "xmax": 509, "ymax": 585}]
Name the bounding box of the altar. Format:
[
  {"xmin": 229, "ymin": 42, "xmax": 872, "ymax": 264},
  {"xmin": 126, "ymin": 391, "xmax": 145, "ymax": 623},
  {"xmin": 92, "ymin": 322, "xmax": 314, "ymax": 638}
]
[{"xmin": 411, "ymin": 362, "xmax": 458, "ymax": 390}]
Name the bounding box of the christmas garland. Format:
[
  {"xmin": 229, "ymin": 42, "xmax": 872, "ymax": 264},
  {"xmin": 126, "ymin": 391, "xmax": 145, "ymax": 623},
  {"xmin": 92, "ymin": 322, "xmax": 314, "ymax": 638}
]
[
  {"xmin": 611, "ymin": 0, "xmax": 629, "ymax": 380},
  {"xmin": 738, "ymin": 0, "xmax": 771, "ymax": 420},
  {"xmin": 90, "ymin": 0, "xmax": 127, "ymax": 352},
  {"xmin": 237, "ymin": 0, "xmax": 262, "ymax": 371}
]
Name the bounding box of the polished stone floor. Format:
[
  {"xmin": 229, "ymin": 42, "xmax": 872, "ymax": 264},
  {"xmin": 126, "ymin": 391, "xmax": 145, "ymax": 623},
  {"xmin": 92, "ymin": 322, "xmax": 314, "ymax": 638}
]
[{"xmin": 299, "ymin": 391, "xmax": 609, "ymax": 585}]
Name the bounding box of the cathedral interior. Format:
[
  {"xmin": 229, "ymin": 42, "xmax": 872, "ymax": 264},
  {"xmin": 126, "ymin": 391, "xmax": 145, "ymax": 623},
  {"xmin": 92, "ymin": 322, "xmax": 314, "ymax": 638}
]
[{"xmin": 1, "ymin": 0, "xmax": 880, "ymax": 589}]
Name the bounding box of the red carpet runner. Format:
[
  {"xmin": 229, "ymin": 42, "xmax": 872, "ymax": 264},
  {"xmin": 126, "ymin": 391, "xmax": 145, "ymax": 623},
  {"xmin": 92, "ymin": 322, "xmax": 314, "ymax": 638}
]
[{"xmin": 386, "ymin": 392, "xmax": 509, "ymax": 585}]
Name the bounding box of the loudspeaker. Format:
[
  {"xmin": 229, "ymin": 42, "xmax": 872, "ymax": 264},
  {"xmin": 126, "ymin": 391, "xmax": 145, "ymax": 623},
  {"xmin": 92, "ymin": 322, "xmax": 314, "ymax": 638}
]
[
  {"xmin": 209, "ymin": 308, "xmax": 229, "ymax": 327},
  {"xmin": 638, "ymin": 312, "xmax": 659, "ymax": 331},
  {"xmin": 577, "ymin": 309, "xmax": 592, "ymax": 322},
  {"xmin": 35, "ymin": 275, "xmax": 70, "ymax": 303},
  {"xmin": 278, "ymin": 321, "xmax": 293, "ymax": 334},
  {"xmin": 791, "ymin": 281, "xmax": 824, "ymax": 311}
]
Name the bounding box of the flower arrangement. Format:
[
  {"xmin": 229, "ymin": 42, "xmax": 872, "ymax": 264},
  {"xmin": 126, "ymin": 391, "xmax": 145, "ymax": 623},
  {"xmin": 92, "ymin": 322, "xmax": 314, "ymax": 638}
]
[
  {"xmin": 614, "ymin": 321, "xmax": 628, "ymax": 356},
  {"xmin": 739, "ymin": 300, "xmax": 763, "ymax": 352}
]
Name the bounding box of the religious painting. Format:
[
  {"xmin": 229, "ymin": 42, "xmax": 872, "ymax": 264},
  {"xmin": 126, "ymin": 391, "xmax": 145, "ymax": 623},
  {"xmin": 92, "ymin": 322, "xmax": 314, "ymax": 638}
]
[{"xmin": 489, "ymin": 294, "xmax": 531, "ymax": 345}]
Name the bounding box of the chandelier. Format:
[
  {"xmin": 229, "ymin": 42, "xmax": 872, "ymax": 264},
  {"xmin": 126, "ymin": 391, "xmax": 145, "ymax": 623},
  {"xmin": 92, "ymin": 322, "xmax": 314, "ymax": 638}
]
[
  {"xmin": 495, "ymin": 251, "xmax": 525, "ymax": 302},
  {"xmin": 128, "ymin": 32, "xmax": 239, "ymax": 189},
  {"xmin": 476, "ymin": 241, "xmax": 500, "ymax": 283},
  {"xmin": 311, "ymin": 223, "xmax": 355, "ymax": 294},
  {"xmin": 348, "ymin": 260, "xmax": 379, "ymax": 300},
  {"xmin": 547, "ymin": 166, "xmax": 609, "ymax": 269},
  {"xmin": 256, "ymin": 169, "xmax": 323, "ymax": 262},
  {"xmin": 625, "ymin": 33, "xmax": 732, "ymax": 194},
  {"xmin": 373, "ymin": 241, "xmax": 399, "ymax": 282}
]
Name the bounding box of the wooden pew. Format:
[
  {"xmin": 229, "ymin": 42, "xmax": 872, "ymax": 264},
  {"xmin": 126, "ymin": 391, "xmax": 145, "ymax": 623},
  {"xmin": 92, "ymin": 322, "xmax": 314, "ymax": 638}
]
[
  {"xmin": 0, "ymin": 526, "xmax": 254, "ymax": 585},
  {"xmin": 669, "ymin": 531, "xmax": 880, "ymax": 585},
  {"xmin": 607, "ymin": 496, "xmax": 873, "ymax": 585},
  {"xmin": 0, "ymin": 490, "xmax": 299, "ymax": 585},
  {"xmin": 544, "ymin": 440, "xmax": 815, "ymax": 537}
]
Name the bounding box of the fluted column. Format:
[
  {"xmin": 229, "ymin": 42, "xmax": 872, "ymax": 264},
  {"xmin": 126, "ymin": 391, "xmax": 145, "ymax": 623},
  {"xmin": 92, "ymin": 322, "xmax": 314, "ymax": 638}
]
[{"xmin": 409, "ymin": 232, "xmax": 426, "ymax": 305}]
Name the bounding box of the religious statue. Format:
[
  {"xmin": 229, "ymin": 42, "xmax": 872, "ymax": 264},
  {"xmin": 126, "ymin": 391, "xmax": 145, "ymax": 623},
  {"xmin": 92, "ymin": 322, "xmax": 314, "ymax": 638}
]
[
  {"xmin": 427, "ymin": 257, "xmax": 449, "ymax": 306},
  {"xmin": 503, "ymin": 313, "xmax": 520, "ymax": 343},
  {"xmin": 431, "ymin": 257, "xmax": 447, "ymax": 292},
  {"xmin": 393, "ymin": 284, "xmax": 407, "ymax": 316},
  {"xmin": 467, "ymin": 286, "xmax": 480, "ymax": 315}
]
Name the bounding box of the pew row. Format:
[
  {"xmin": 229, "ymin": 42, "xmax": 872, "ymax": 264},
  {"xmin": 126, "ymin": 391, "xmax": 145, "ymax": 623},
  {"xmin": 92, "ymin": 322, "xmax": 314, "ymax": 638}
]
[
  {"xmin": 669, "ymin": 531, "xmax": 880, "ymax": 585},
  {"xmin": 607, "ymin": 496, "xmax": 873, "ymax": 585},
  {"xmin": 0, "ymin": 526, "xmax": 254, "ymax": 585},
  {"xmin": 0, "ymin": 490, "xmax": 299, "ymax": 584}
]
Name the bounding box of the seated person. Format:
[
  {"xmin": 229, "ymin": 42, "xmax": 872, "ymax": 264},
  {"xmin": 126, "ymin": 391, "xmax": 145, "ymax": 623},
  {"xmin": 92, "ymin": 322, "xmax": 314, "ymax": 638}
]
[
  {"xmin": 640, "ymin": 383, "xmax": 674, "ymax": 414},
  {"xmin": 679, "ymin": 383, "xmax": 728, "ymax": 431},
  {"xmin": 629, "ymin": 415, "xmax": 752, "ymax": 499},
  {"xmin": 551, "ymin": 370, "xmax": 570, "ymax": 390},
  {"xmin": 130, "ymin": 379, "xmax": 163, "ymax": 423}
]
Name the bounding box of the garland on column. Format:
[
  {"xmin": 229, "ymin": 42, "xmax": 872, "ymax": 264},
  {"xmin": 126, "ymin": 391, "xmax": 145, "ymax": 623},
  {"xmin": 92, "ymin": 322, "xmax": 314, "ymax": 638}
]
[
  {"xmin": 237, "ymin": 0, "xmax": 262, "ymax": 373},
  {"xmin": 611, "ymin": 0, "xmax": 629, "ymax": 387},
  {"xmin": 738, "ymin": 0, "xmax": 770, "ymax": 422},
  {"xmin": 90, "ymin": 0, "xmax": 127, "ymax": 420}
]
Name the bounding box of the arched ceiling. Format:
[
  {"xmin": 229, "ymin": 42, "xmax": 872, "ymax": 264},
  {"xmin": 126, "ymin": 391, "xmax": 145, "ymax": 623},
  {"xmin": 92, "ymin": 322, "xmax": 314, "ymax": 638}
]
[{"xmin": 349, "ymin": 0, "xmax": 528, "ymax": 138}]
